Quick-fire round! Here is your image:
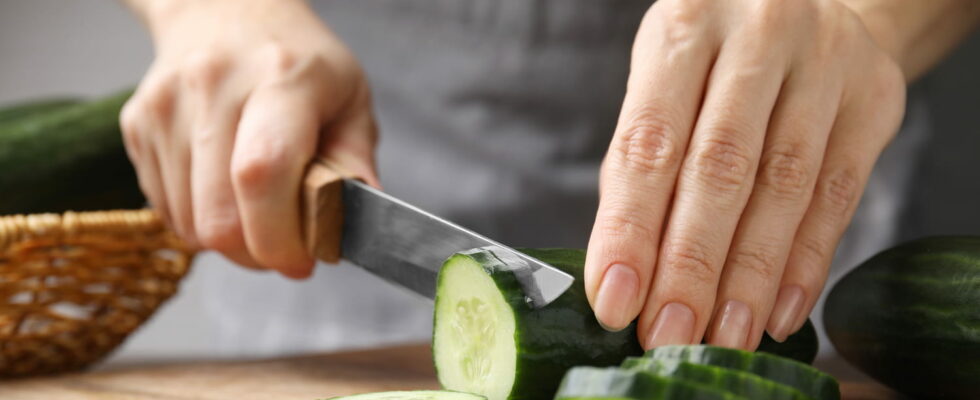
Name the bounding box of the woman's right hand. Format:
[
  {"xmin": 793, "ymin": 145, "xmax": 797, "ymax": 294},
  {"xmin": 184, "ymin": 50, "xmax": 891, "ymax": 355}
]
[{"xmin": 121, "ymin": 0, "xmax": 378, "ymax": 278}]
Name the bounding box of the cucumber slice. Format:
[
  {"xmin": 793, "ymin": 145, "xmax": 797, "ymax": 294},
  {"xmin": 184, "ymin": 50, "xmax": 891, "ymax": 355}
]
[
  {"xmin": 434, "ymin": 251, "xmax": 518, "ymax": 400},
  {"xmin": 433, "ymin": 249, "xmax": 642, "ymax": 400},
  {"xmin": 555, "ymin": 367, "xmax": 745, "ymax": 400},
  {"xmin": 645, "ymin": 345, "xmax": 839, "ymax": 400},
  {"xmin": 325, "ymin": 391, "xmax": 486, "ymax": 400},
  {"xmin": 622, "ymin": 358, "xmax": 811, "ymax": 400}
]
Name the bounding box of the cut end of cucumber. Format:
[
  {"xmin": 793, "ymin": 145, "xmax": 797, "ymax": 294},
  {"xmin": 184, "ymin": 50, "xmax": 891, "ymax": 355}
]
[
  {"xmin": 434, "ymin": 256, "xmax": 517, "ymax": 400},
  {"xmin": 325, "ymin": 391, "xmax": 487, "ymax": 400}
]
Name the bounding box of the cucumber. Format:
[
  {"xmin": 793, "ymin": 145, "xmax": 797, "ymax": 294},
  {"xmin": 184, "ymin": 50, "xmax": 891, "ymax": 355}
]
[
  {"xmin": 433, "ymin": 248, "xmax": 643, "ymax": 400},
  {"xmin": 621, "ymin": 358, "xmax": 811, "ymax": 400},
  {"xmin": 433, "ymin": 248, "xmax": 819, "ymax": 400},
  {"xmin": 0, "ymin": 90, "xmax": 144, "ymax": 214},
  {"xmin": 555, "ymin": 367, "xmax": 744, "ymax": 400},
  {"xmin": 823, "ymin": 236, "xmax": 980, "ymax": 399},
  {"xmin": 0, "ymin": 98, "xmax": 78, "ymax": 125},
  {"xmin": 324, "ymin": 391, "xmax": 486, "ymax": 400},
  {"xmin": 645, "ymin": 345, "xmax": 839, "ymax": 400}
]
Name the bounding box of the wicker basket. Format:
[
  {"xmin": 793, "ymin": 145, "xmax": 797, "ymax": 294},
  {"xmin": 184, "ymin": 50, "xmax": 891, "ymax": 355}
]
[{"xmin": 0, "ymin": 209, "xmax": 194, "ymax": 377}]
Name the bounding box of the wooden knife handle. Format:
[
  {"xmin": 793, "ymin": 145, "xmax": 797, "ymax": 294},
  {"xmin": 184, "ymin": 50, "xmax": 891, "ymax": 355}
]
[{"xmin": 302, "ymin": 158, "xmax": 351, "ymax": 263}]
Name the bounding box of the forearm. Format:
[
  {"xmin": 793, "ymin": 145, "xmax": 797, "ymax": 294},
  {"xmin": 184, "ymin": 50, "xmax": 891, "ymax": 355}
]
[{"xmin": 840, "ymin": 0, "xmax": 980, "ymax": 82}]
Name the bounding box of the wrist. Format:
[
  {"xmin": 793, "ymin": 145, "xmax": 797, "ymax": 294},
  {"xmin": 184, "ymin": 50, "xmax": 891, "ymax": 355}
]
[
  {"xmin": 837, "ymin": 0, "xmax": 980, "ymax": 82},
  {"xmin": 836, "ymin": 0, "xmax": 909, "ymax": 78}
]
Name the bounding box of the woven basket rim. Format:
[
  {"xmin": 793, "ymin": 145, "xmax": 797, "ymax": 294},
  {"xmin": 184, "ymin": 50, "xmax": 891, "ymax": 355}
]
[{"xmin": 0, "ymin": 209, "xmax": 171, "ymax": 252}]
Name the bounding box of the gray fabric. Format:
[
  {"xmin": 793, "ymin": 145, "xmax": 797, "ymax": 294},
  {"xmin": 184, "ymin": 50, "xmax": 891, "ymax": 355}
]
[
  {"xmin": 190, "ymin": 0, "xmax": 929, "ymax": 356},
  {"xmin": 322, "ymin": 0, "xmax": 653, "ymax": 248}
]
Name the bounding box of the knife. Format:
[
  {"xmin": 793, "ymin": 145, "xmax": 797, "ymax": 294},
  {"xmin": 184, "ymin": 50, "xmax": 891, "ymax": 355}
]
[{"xmin": 301, "ymin": 158, "xmax": 575, "ymax": 308}]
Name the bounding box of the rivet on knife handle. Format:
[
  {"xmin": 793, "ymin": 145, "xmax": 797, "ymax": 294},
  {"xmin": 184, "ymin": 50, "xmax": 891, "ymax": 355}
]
[{"xmin": 302, "ymin": 158, "xmax": 348, "ymax": 263}]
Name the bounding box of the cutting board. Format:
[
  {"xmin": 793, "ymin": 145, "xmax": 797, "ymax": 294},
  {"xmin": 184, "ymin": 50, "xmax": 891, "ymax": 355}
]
[{"xmin": 0, "ymin": 344, "xmax": 902, "ymax": 399}]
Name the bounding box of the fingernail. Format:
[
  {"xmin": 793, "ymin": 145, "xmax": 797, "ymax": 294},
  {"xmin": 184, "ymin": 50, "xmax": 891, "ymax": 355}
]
[
  {"xmin": 710, "ymin": 300, "xmax": 752, "ymax": 349},
  {"xmin": 767, "ymin": 285, "xmax": 805, "ymax": 342},
  {"xmin": 645, "ymin": 302, "xmax": 695, "ymax": 349},
  {"xmin": 594, "ymin": 263, "xmax": 639, "ymax": 331}
]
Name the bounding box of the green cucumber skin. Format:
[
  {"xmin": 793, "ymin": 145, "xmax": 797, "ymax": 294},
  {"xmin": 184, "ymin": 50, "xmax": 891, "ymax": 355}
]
[
  {"xmin": 555, "ymin": 367, "xmax": 744, "ymax": 400},
  {"xmin": 434, "ymin": 248, "xmax": 821, "ymax": 400},
  {"xmin": 645, "ymin": 345, "xmax": 839, "ymax": 400},
  {"xmin": 0, "ymin": 98, "xmax": 78, "ymax": 125},
  {"xmin": 0, "ymin": 90, "xmax": 144, "ymax": 214},
  {"xmin": 621, "ymin": 358, "xmax": 811, "ymax": 400},
  {"xmin": 434, "ymin": 248, "xmax": 644, "ymax": 400},
  {"xmin": 823, "ymin": 236, "xmax": 980, "ymax": 400}
]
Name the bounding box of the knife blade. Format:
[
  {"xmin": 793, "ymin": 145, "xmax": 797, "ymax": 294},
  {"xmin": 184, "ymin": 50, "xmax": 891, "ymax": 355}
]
[{"xmin": 302, "ymin": 159, "xmax": 575, "ymax": 308}]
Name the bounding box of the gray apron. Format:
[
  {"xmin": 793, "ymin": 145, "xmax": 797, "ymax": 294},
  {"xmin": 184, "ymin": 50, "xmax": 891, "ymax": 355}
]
[{"xmin": 145, "ymin": 0, "xmax": 928, "ymax": 360}]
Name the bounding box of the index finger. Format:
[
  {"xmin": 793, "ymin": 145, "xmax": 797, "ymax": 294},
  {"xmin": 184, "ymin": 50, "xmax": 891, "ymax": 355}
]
[{"xmin": 585, "ymin": 4, "xmax": 718, "ymax": 331}]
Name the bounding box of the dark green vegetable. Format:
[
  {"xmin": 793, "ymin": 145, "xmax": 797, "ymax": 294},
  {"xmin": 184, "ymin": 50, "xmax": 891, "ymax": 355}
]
[
  {"xmin": 433, "ymin": 248, "xmax": 820, "ymax": 400},
  {"xmin": 434, "ymin": 248, "xmax": 643, "ymax": 400},
  {"xmin": 621, "ymin": 357, "xmax": 811, "ymax": 400},
  {"xmin": 555, "ymin": 367, "xmax": 743, "ymax": 400},
  {"xmin": 824, "ymin": 236, "xmax": 980, "ymax": 400},
  {"xmin": 0, "ymin": 98, "xmax": 78, "ymax": 125},
  {"xmin": 645, "ymin": 345, "xmax": 839, "ymax": 400},
  {"xmin": 0, "ymin": 90, "xmax": 144, "ymax": 214}
]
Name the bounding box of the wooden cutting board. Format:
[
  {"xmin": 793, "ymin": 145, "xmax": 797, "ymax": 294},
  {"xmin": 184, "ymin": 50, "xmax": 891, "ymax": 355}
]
[{"xmin": 0, "ymin": 344, "xmax": 902, "ymax": 400}]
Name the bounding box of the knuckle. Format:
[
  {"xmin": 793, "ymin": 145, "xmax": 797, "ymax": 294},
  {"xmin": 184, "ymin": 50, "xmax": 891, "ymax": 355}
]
[
  {"xmin": 663, "ymin": 239, "xmax": 717, "ymax": 282},
  {"xmin": 182, "ymin": 52, "xmax": 227, "ymax": 94},
  {"xmin": 653, "ymin": 0, "xmax": 709, "ymax": 44},
  {"xmin": 613, "ymin": 109, "xmax": 683, "ymax": 175},
  {"xmin": 140, "ymin": 89, "xmax": 176, "ymax": 124},
  {"xmin": 119, "ymin": 101, "xmax": 142, "ymax": 142},
  {"xmin": 819, "ymin": 166, "xmax": 861, "ymax": 217},
  {"xmin": 796, "ymin": 235, "xmax": 830, "ymax": 265},
  {"xmin": 231, "ymin": 149, "xmax": 288, "ymax": 193},
  {"xmin": 758, "ymin": 145, "xmax": 813, "ymax": 199},
  {"xmin": 596, "ymin": 208, "xmax": 660, "ymax": 245},
  {"xmin": 689, "ymin": 135, "xmax": 755, "ymax": 192},
  {"xmin": 259, "ymin": 43, "xmax": 329, "ymax": 88},
  {"xmin": 729, "ymin": 244, "xmax": 781, "ymax": 281},
  {"xmin": 266, "ymin": 43, "xmax": 298, "ymax": 74}
]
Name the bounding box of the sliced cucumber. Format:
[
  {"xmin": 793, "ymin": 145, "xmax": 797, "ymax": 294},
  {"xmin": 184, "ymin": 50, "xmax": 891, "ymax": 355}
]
[
  {"xmin": 434, "ymin": 251, "xmax": 518, "ymax": 400},
  {"xmin": 433, "ymin": 248, "xmax": 823, "ymax": 400},
  {"xmin": 325, "ymin": 391, "xmax": 486, "ymax": 400},
  {"xmin": 621, "ymin": 358, "xmax": 811, "ymax": 400},
  {"xmin": 645, "ymin": 345, "xmax": 839, "ymax": 400},
  {"xmin": 555, "ymin": 367, "xmax": 745, "ymax": 400},
  {"xmin": 433, "ymin": 248, "xmax": 642, "ymax": 400}
]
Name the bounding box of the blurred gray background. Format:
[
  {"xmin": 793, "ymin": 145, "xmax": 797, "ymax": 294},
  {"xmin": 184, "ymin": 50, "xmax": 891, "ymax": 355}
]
[{"xmin": 1, "ymin": 1, "xmax": 978, "ymax": 365}]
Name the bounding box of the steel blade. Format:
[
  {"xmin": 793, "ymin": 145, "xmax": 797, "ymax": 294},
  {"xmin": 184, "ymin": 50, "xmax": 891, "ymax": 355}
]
[{"xmin": 340, "ymin": 179, "xmax": 574, "ymax": 307}]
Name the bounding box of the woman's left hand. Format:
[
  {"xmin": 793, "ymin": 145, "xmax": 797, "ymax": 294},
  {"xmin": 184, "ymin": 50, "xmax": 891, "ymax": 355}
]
[{"xmin": 585, "ymin": 0, "xmax": 907, "ymax": 350}]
